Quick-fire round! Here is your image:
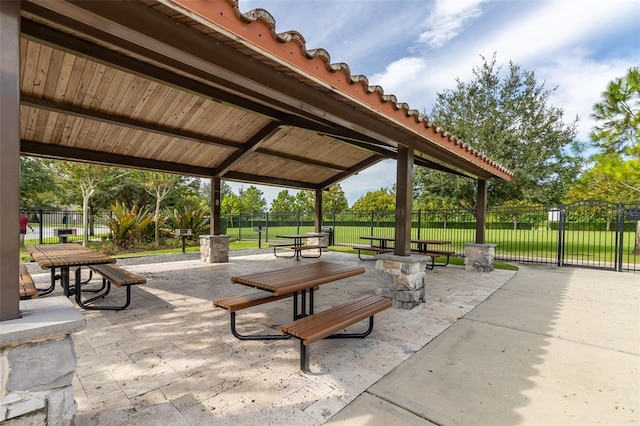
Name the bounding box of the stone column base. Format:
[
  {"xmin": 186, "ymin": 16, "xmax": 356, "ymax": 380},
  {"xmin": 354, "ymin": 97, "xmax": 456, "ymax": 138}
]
[
  {"xmin": 306, "ymin": 232, "xmax": 329, "ymax": 253},
  {"xmin": 464, "ymin": 243, "xmax": 497, "ymax": 272},
  {"xmin": 200, "ymin": 235, "xmax": 230, "ymax": 263},
  {"xmin": 0, "ymin": 297, "xmax": 86, "ymax": 425},
  {"xmin": 375, "ymin": 254, "xmax": 429, "ymax": 309}
]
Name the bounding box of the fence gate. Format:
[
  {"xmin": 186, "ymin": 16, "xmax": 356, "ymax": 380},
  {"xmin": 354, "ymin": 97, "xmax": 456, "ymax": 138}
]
[{"xmin": 559, "ymin": 200, "xmax": 638, "ymax": 272}]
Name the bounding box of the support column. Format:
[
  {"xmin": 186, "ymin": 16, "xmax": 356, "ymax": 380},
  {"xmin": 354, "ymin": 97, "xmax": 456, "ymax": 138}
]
[
  {"xmin": 315, "ymin": 188, "xmax": 322, "ymax": 232},
  {"xmin": 0, "ymin": 0, "xmax": 21, "ymax": 321},
  {"xmin": 476, "ymin": 178, "xmax": 487, "ymax": 244},
  {"xmin": 394, "ymin": 144, "xmax": 414, "ymax": 256},
  {"xmin": 0, "ymin": 297, "xmax": 86, "ymax": 424},
  {"xmin": 200, "ymin": 235, "xmax": 229, "ymax": 263},
  {"xmin": 375, "ymin": 253, "xmax": 428, "ymax": 309},
  {"xmin": 464, "ymin": 243, "xmax": 497, "ymax": 272},
  {"xmin": 211, "ymin": 177, "xmax": 221, "ymax": 235}
]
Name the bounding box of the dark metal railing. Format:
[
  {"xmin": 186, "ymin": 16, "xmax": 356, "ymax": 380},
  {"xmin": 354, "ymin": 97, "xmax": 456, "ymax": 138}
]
[{"xmin": 23, "ymin": 201, "xmax": 639, "ymax": 272}]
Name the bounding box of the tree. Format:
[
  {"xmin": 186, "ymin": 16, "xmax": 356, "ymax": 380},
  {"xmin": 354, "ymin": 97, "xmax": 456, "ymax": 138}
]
[
  {"xmin": 322, "ymin": 184, "xmax": 349, "ymax": 212},
  {"xmin": 271, "ymin": 190, "xmax": 296, "ymax": 213},
  {"xmin": 140, "ymin": 171, "xmax": 182, "ymax": 246},
  {"xmin": 351, "ymin": 188, "xmax": 396, "ymax": 211},
  {"xmin": 19, "ymin": 157, "xmax": 58, "ymax": 209},
  {"xmin": 582, "ymin": 67, "xmax": 640, "ymax": 254},
  {"xmin": 238, "ymin": 185, "xmax": 266, "ymax": 214},
  {"xmin": 415, "ymin": 54, "xmax": 581, "ymax": 208},
  {"xmin": 55, "ymin": 162, "xmax": 115, "ymax": 246},
  {"xmin": 294, "ymin": 190, "xmax": 315, "ymax": 212}
]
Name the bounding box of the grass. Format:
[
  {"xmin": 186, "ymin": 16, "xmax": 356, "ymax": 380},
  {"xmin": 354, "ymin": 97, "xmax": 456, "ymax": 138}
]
[{"xmin": 20, "ymin": 239, "xmax": 519, "ymax": 271}]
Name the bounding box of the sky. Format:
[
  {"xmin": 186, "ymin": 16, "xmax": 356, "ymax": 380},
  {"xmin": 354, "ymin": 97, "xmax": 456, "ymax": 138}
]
[{"xmin": 228, "ymin": 0, "xmax": 640, "ymax": 207}]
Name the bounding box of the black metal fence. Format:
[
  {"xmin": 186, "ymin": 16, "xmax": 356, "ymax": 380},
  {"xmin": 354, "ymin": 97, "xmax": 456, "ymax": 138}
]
[
  {"xmin": 23, "ymin": 201, "xmax": 639, "ymax": 272},
  {"xmin": 222, "ymin": 201, "xmax": 639, "ymax": 272},
  {"xmin": 21, "ymin": 210, "xmax": 112, "ymax": 244}
]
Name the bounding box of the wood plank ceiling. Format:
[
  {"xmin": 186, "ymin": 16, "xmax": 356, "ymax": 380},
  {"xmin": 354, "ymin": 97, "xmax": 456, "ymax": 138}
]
[{"xmin": 18, "ymin": 0, "xmax": 512, "ymax": 192}]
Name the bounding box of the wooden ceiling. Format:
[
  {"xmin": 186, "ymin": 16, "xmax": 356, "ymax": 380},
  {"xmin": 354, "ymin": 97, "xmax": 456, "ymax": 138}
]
[{"xmin": 18, "ymin": 0, "xmax": 512, "ymax": 191}]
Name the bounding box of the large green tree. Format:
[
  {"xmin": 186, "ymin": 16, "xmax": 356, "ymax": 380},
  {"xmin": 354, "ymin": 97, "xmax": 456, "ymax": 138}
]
[
  {"xmin": 415, "ymin": 55, "xmax": 581, "ymax": 208},
  {"xmin": 271, "ymin": 190, "xmax": 296, "ymax": 213},
  {"xmin": 322, "ymin": 184, "xmax": 349, "ymax": 212},
  {"xmin": 351, "ymin": 188, "xmax": 396, "ymax": 211},
  {"xmin": 238, "ymin": 185, "xmax": 266, "ymax": 214},
  {"xmin": 587, "ymin": 66, "xmax": 640, "ymax": 195},
  {"xmin": 574, "ymin": 67, "xmax": 640, "ymax": 254},
  {"xmin": 19, "ymin": 157, "xmax": 58, "ymax": 209}
]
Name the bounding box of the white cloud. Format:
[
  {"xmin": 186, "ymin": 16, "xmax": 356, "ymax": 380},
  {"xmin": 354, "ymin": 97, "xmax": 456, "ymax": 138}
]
[
  {"xmin": 417, "ymin": 0, "xmax": 488, "ymax": 49},
  {"xmin": 227, "ymin": 0, "xmax": 640, "ymax": 205}
]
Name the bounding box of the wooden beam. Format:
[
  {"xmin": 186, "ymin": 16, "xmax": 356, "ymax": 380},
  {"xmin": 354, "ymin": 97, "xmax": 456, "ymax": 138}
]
[
  {"xmin": 21, "ymin": 140, "xmax": 215, "ymax": 177},
  {"xmin": 215, "ymin": 122, "xmax": 282, "ymax": 176}
]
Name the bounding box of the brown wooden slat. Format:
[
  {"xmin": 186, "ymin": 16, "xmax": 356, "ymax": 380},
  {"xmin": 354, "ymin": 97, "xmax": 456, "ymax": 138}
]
[
  {"xmin": 279, "ymin": 296, "xmax": 391, "ymax": 344},
  {"xmin": 89, "ymin": 264, "xmax": 146, "ymax": 287},
  {"xmin": 231, "ymin": 262, "xmax": 365, "ymax": 296},
  {"xmin": 213, "ymin": 291, "xmax": 292, "ymax": 313}
]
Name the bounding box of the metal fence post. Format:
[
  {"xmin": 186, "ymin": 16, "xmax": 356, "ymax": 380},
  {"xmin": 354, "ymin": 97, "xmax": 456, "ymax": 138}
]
[
  {"xmin": 557, "ymin": 204, "xmax": 565, "ymax": 267},
  {"xmin": 370, "ymin": 210, "xmax": 374, "ymax": 236},
  {"xmin": 617, "ymin": 203, "xmax": 624, "ymax": 272},
  {"xmin": 38, "ymin": 209, "xmax": 44, "ymax": 244}
]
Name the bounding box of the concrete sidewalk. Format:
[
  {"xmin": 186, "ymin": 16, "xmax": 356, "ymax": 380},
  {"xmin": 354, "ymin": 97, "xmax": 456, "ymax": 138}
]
[{"xmin": 329, "ymin": 265, "xmax": 640, "ymax": 425}]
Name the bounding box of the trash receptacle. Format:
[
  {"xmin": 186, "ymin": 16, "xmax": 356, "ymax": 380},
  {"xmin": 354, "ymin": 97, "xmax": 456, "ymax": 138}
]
[{"xmin": 321, "ymin": 226, "xmax": 333, "ymax": 246}]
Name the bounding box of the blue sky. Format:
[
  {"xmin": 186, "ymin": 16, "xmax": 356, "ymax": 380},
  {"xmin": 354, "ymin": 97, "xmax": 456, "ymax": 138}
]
[{"xmin": 229, "ymin": 0, "xmax": 640, "ymax": 206}]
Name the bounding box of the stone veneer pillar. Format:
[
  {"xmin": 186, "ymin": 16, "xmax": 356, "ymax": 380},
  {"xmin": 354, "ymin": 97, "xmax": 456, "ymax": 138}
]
[
  {"xmin": 464, "ymin": 243, "xmax": 497, "ymax": 272},
  {"xmin": 375, "ymin": 254, "xmax": 429, "ymax": 309},
  {"xmin": 200, "ymin": 235, "xmax": 230, "ymax": 263},
  {"xmin": 0, "ymin": 297, "xmax": 86, "ymax": 424},
  {"xmin": 305, "ymin": 232, "xmax": 329, "ymax": 254}
]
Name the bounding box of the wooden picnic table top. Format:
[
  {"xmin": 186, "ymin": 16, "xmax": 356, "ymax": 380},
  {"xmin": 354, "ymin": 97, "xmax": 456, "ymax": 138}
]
[
  {"xmin": 26, "ymin": 244, "xmax": 115, "ymax": 270},
  {"xmin": 231, "ymin": 261, "xmax": 365, "ymax": 296}
]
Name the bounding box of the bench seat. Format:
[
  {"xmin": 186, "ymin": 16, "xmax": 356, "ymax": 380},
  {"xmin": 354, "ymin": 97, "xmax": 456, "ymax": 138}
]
[
  {"xmin": 353, "ymin": 245, "xmax": 393, "ymax": 260},
  {"xmin": 412, "ymin": 249, "xmax": 455, "ymax": 270},
  {"xmin": 214, "ymin": 287, "xmax": 319, "ymax": 340},
  {"xmin": 19, "ymin": 264, "xmax": 38, "ymax": 300},
  {"xmin": 75, "ymin": 264, "xmax": 146, "ymax": 310},
  {"xmin": 279, "ymin": 295, "xmax": 391, "ymax": 371}
]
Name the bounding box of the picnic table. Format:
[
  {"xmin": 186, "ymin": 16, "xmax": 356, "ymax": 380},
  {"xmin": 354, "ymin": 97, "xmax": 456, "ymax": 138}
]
[
  {"xmin": 216, "ymin": 261, "xmax": 391, "ymax": 371},
  {"xmin": 357, "ymin": 236, "xmax": 453, "ymax": 268},
  {"xmin": 26, "ymin": 244, "xmax": 115, "ymax": 297},
  {"xmin": 272, "ymin": 233, "xmax": 328, "ymax": 260}
]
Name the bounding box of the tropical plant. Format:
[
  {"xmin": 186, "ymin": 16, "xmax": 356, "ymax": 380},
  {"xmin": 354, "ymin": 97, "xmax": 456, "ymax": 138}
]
[
  {"xmin": 106, "ymin": 202, "xmax": 154, "ymax": 248},
  {"xmin": 166, "ymin": 204, "xmax": 210, "ymax": 238}
]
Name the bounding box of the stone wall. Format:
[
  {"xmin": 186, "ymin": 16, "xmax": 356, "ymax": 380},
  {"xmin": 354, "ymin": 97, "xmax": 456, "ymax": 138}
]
[
  {"xmin": 464, "ymin": 243, "xmax": 497, "ymax": 272},
  {"xmin": 375, "ymin": 254, "xmax": 429, "ymax": 309},
  {"xmin": 200, "ymin": 235, "xmax": 230, "ymax": 263},
  {"xmin": 0, "ymin": 297, "xmax": 86, "ymax": 425}
]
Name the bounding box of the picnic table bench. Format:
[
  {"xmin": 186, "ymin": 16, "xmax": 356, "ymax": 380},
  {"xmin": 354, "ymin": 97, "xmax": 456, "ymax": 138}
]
[
  {"xmin": 74, "ymin": 264, "xmax": 146, "ymax": 311},
  {"xmin": 279, "ymin": 295, "xmax": 391, "ymax": 371},
  {"xmin": 19, "ymin": 264, "xmax": 38, "ymax": 300},
  {"xmin": 411, "ymin": 248, "xmax": 455, "ymax": 269},
  {"xmin": 352, "ymin": 245, "xmax": 393, "ymax": 260},
  {"xmin": 213, "ymin": 285, "xmax": 320, "ymax": 340}
]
